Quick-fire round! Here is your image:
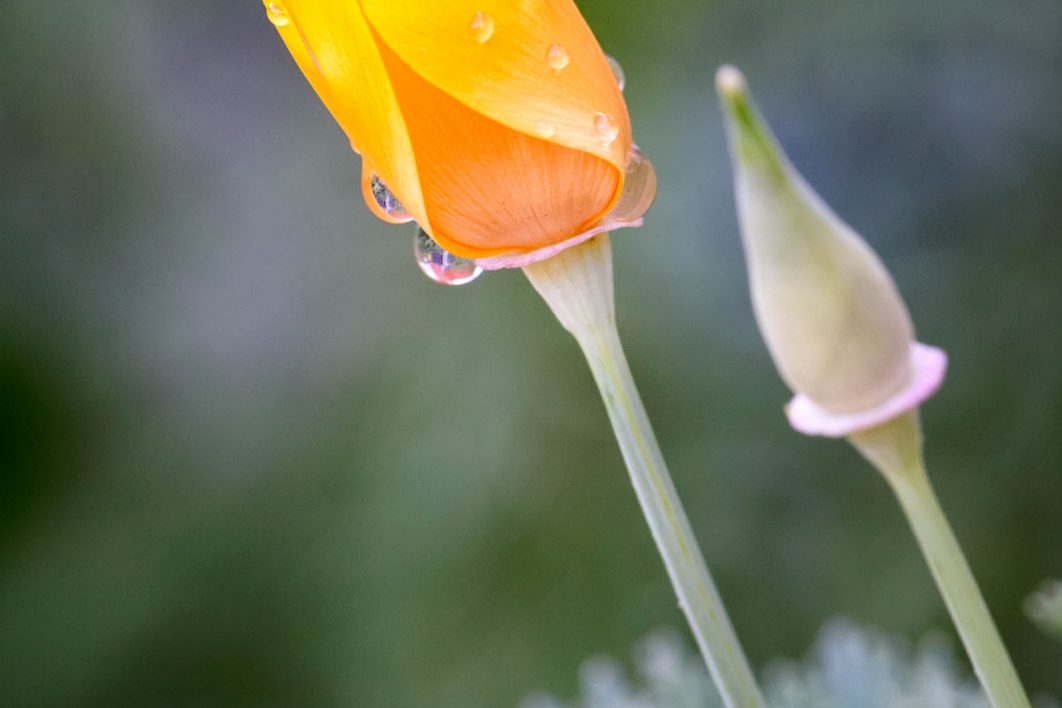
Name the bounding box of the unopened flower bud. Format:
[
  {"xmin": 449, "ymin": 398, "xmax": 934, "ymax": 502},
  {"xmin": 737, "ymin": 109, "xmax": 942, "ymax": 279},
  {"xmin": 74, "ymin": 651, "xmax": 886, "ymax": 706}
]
[
  {"xmin": 715, "ymin": 66, "xmax": 946, "ymax": 436},
  {"xmin": 262, "ymin": 0, "xmax": 655, "ymax": 267}
]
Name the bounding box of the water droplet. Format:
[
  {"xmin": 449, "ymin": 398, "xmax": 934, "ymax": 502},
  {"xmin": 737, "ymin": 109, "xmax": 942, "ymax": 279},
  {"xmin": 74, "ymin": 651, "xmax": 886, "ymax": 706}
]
[
  {"xmin": 605, "ymin": 54, "xmax": 625, "ymax": 91},
  {"xmin": 534, "ymin": 121, "xmax": 556, "ymax": 139},
  {"xmin": 546, "ymin": 43, "xmax": 570, "ymax": 71},
  {"xmin": 469, "ymin": 11, "xmax": 494, "ymax": 43},
  {"xmin": 594, "ymin": 112, "xmax": 619, "ymax": 144},
  {"xmin": 415, "ymin": 228, "xmax": 483, "ymax": 286},
  {"xmin": 608, "ymin": 145, "xmax": 657, "ymax": 223},
  {"xmin": 264, "ymin": 1, "xmax": 289, "ymax": 27},
  {"xmin": 371, "ymin": 174, "xmax": 412, "ymax": 223}
]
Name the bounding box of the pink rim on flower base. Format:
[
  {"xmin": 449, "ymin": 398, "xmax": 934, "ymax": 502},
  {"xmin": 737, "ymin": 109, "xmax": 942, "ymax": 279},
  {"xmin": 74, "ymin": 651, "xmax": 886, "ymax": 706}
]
[
  {"xmin": 786, "ymin": 343, "xmax": 949, "ymax": 437},
  {"xmin": 476, "ymin": 219, "xmax": 644, "ymax": 271}
]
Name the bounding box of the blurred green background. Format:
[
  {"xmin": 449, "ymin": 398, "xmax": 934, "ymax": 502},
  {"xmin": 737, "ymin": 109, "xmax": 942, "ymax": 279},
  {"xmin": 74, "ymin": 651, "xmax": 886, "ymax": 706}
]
[{"xmin": 2, "ymin": 0, "xmax": 1060, "ymax": 705}]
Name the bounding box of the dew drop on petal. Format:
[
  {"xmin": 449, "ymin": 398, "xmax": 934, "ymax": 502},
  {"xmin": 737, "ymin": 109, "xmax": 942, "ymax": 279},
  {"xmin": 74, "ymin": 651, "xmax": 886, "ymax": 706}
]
[
  {"xmin": 594, "ymin": 112, "xmax": 619, "ymax": 144},
  {"xmin": 534, "ymin": 121, "xmax": 557, "ymax": 139},
  {"xmin": 470, "ymin": 11, "xmax": 494, "ymax": 43},
  {"xmin": 414, "ymin": 228, "xmax": 483, "ymax": 286},
  {"xmin": 371, "ymin": 174, "xmax": 412, "ymax": 223},
  {"xmin": 264, "ymin": 1, "xmax": 289, "ymax": 27},
  {"xmin": 546, "ymin": 43, "xmax": 570, "ymax": 71},
  {"xmin": 605, "ymin": 54, "xmax": 626, "ymax": 91},
  {"xmin": 608, "ymin": 145, "xmax": 657, "ymax": 223}
]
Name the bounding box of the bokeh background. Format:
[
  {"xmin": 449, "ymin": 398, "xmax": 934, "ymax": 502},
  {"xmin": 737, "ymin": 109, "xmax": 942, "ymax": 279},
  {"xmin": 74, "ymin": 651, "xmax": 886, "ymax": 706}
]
[{"xmin": 2, "ymin": 0, "xmax": 1060, "ymax": 705}]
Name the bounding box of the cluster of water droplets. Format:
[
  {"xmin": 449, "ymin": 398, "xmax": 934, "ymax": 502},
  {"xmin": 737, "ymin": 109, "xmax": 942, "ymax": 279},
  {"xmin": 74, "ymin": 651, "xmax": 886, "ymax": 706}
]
[
  {"xmin": 463, "ymin": 11, "xmax": 626, "ymax": 148},
  {"xmin": 538, "ymin": 46, "xmax": 626, "ymax": 145},
  {"xmin": 365, "ymin": 174, "xmax": 483, "ymax": 285},
  {"xmin": 375, "ymin": 176, "xmax": 483, "ymax": 285},
  {"xmin": 593, "ymin": 55, "xmax": 625, "ymax": 144},
  {"xmin": 526, "ymin": 50, "xmax": 654, "ymax": 224}
]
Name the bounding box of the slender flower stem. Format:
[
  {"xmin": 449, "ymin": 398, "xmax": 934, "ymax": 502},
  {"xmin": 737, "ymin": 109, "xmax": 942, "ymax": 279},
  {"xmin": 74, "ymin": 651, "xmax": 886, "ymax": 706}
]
[
  {"xmin": 850, "ymin": 413, "xmax": 1030, "ymax": 708},
  {"xmin": 524, "ymin": 235, "xmax": 765, "ymax": 708}
]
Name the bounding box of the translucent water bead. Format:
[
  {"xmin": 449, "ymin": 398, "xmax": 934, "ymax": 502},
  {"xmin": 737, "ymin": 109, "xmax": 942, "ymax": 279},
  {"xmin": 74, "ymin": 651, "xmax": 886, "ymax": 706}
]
[
  {"xmin": 369, "ymin": 174, "xmax": 413, "ymax": 224},
  {"xmin": 414, "ymin": 228, "xmax": 483, "ymax": 286},
  {"xmin": 608, "ymin": 145, "xmax": 657, "ymax": 223},
  {"xmin": 264, "ymin": 2, "xmax": 289, "ymax": 27},
  {"xmin": 605, "ymin": 55, "xmax": 625, "ymax": 91}
]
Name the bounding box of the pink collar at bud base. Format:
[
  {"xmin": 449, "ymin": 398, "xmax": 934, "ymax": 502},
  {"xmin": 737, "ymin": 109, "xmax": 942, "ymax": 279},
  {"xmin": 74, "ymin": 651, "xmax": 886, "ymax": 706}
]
[
  {"xmin": 786, "ymin": 343, "xmax": 948, "ymax": 437},
  {"xmin": 475, "ymin": 218, "xmax": 643, "ymax": 271}
]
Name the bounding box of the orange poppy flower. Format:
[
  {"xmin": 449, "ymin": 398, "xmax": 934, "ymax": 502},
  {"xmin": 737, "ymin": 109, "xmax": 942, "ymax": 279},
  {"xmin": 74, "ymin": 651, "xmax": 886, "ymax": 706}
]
[{"xmin": 262, "ymin": 0, "xmax": 654, "ymax": 267}]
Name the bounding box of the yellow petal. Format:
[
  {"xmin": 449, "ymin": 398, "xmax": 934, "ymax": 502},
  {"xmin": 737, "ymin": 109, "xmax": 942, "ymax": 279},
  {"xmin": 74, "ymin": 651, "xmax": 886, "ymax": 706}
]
[
  {"xmin": 361, "ymin": 0, "xmax": 631, "ymax": 175},
  {"xmin": 268, "ymin": 1, "xmax": 430, "ymax": 231},
  {"xmin": 378, "ymin": 38, "xmax": 620, "ymax": 258}
]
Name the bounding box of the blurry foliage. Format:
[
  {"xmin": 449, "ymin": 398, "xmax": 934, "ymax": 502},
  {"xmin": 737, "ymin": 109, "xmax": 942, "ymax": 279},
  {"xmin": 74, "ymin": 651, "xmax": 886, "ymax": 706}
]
[
  {"xmin": 2, "ymin": 0, "xmax": 1061, "ymax": 706},
  {"xmin": 1026, "ymin": 581, "xmax": 1062, "ymax": 643},
  {"xmin": 521, "ymin": 620, "xmax": 1012, "ymax": 708}
]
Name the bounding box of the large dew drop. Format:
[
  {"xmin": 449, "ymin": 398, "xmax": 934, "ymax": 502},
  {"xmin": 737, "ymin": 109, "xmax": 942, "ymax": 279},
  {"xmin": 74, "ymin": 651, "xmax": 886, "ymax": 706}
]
[
  {"xmin": 593, "ymin": 112, "xmax": 619, "ymax": 144},
  {"xmin": 546, "ymin": 43, "xmax": 570, "ymax": 71},
  {"xmin": 534, "ymin": 121, "xmax": 557, "ymax": 139},
  {"xmin": 264, "ymin": 2, "xmax": 289, "ymax": 27},
  {"xmin": 414, "ymin": 228, "xmax": 483, "ymax": 286},
  {"xmin": 469, "ymin": 11, "xmax": 494, "ymax": 43},
  {"xmin": 608, "ymin": 145, "xmax": 657, "ymax": 223},
  {"xmin": 371, "ymin": 174, "xmax": 413, "ymax": 223}
]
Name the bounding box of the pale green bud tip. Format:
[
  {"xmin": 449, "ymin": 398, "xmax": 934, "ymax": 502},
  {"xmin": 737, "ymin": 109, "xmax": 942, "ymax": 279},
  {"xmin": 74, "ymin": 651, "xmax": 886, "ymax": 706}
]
[
  {"xmin": 714, "ymin": 66, "xmax": 785, "ymax": 182},
  {"xmin": 715, "ymin": 65, "xmax": 948, "ymax": 437},
  {"xmin": 715, "ymin": 65, "xmax": 746, "ymax": 96}
]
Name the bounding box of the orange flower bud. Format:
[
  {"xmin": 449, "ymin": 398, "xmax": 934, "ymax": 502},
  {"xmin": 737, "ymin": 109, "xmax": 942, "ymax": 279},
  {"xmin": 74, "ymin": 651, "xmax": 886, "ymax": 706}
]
[{"xmin": 263, "ymin": 0, "xmax": 651, "ymax": 264}]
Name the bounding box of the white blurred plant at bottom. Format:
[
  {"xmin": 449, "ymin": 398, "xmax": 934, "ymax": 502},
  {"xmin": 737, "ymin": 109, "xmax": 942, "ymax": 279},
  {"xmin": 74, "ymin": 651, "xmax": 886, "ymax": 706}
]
[{"xmin": 519, "ymin": 620, "xmax": 1034, "ymax": 708}]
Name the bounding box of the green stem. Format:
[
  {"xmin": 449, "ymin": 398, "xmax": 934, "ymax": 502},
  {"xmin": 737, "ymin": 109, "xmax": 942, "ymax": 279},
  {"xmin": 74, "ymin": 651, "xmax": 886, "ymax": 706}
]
[
  {"xmin": 524, "ymin": 236, "xmax": 764, "ymax": 708},
  {"xmin": 850, "ymin": 413, "xmax": 1029, "ymax": 708}
]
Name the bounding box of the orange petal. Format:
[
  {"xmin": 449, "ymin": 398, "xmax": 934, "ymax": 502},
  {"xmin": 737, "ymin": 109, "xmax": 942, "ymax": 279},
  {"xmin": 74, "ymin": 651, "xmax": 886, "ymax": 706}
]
[
  {"xmin": 361, "ymin": 0, "xmax": 632, "ymax": 175},
  {"xmin": 377, "ymin": 39, "xmax": 620, "ymax": 258},
  {"xmin": 266, "ymin": 1, "xmax": 429, "ymax": 231}
]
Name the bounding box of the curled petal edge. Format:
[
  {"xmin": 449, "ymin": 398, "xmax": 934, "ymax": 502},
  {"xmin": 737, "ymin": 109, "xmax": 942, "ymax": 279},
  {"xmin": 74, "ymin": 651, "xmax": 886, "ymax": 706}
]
[
  {"xmin": 475, "ymin": 218, "xmax": 643, "ymax": 271},
  {"xmin": 786, "ymin": 343, "xmax": 948, "ymax": 437}
]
